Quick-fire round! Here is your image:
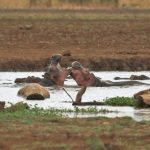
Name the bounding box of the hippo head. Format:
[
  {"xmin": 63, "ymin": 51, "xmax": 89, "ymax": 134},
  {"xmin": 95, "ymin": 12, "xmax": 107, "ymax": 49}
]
[
  {"xmin": 43, "ymin": 54, "xmax": 70, "ymax": 86},
  {"xmin": 71, "ymin": 61, "xmax": 83, "ymax": 69},
  {"xmin": 70, "ymin": 61, "xmax": 96, "ymax": 86},
  {"xmin": 51, "ymin": 54, "xmax": 62, "ymax": 65}
]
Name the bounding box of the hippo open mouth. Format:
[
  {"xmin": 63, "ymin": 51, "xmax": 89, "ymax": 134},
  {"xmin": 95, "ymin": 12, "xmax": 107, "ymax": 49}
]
[{"xmin": 70, "ymin": 61, "xmax": 150, "ymax": 87}]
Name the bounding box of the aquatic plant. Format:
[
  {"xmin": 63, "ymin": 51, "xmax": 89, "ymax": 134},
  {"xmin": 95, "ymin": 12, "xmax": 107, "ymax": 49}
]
[
  {"xmin": 74, "ymin": 106, "xmax": 111, "ymax": 114},
  {"xmin": 103, "ymin": 96, "xmax": 136, "ymax": 106}
]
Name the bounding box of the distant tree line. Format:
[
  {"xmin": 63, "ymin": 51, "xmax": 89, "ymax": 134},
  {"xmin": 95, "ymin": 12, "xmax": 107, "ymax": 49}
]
[
  {"xmin": 29, "ymin": 0, "xmax": 119, "ymax": 8},
  {"xmin": 0, "ymin": 0, "xmax": 149, "ymax": 9}
]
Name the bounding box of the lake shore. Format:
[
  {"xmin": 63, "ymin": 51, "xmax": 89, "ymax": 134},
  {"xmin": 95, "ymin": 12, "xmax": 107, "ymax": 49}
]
[
  {"xmin": 0, "ymin": 8, "xmax": 150, "ymax": 149},
  {"xmin": 0, "ymin": 107, "xmax": 150, "ymax": 150}
]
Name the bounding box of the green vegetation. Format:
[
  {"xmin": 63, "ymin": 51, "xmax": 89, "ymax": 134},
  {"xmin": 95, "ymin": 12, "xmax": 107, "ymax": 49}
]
[
  {"xmin": 0, "ymin": 106, "xmax": 149, "ymax": 150},
  {"xmin": 0, "ymin": 96, "xmax": 140, "ymax": 122},
  {"xmin": 75, "ymin": 106, "xmax": 112, "ymax": 113},
  {"xmin": 0, "ymin": 107, "xmax": 62, "ymax": 122},
  {"xmin": 104, "ymin": 96, "xmax": 136, "ymax": 106},
  {"xmin": 87, "ymin": 137, "xmax": 106, "ymax": 150},
  {"xmin": 0, "ymin": 105, "xmax": 112, "ymax": 122}
]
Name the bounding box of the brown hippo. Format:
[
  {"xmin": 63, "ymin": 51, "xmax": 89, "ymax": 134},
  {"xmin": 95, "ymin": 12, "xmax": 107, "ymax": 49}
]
[
  {"xmin": 114, "ymin": 75, "xmax": 150, "ymax": 80},
  {"xmin": 15, "ymin": 54, "xmax": 71, "ymax": 87},
  {"xmin": 41, "ymin": 54, "xmax": 71, "ymax": 86},
  {"xmin": 70, "ymin": 61, "xmax": 150, "ymax": 87},
  {"xmin": 15, "ymin": 76, "xmax": 42, "ymax": 84}
]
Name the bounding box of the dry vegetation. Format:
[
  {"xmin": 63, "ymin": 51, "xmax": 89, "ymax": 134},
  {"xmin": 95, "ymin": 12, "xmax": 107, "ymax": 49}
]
[{"xmin": 0, "ymin": 0, "xmax": 150, "ymax": 9}]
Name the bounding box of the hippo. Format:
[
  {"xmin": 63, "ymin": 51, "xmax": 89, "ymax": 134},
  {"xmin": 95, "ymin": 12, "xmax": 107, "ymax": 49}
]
[
  {"xmin": 70, "ymin": 61, "xmax": 150, "ymax": 87},
  {"xmin": 15, "ymin": 76, "xmax": 42, "ymax": 84},
  {"xmin": 41, "ymin": 54, "xmax": 71, "ymax": 86},
  {"xmin": 114, "ymin": 75, "xmax": 150, "ymax": 80},
  {"xmin": 15, "ymin": 54, "xmax": 71, "ymax": 87}
]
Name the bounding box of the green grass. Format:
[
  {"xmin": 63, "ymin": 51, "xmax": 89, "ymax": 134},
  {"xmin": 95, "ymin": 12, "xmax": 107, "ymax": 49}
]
[
  {"xmin": 0, "ymin": 105, "xmax": 149, "ymax": 150},
  {"xmin": 0, "ymin": 96, "xmax": 141, "ymax": 122},
  {"xmin": 103, "ymin": 96, "xmax": 136, "ymax": 106},
  {"xmin": 74, "ymin": 106, "xmax": 112, "ymax": 114},
  {"xmin": 87, "ymin": 137, "xmax": 106, "ymax": 150},
  {"xmin": 0, "ymin": 105, "xmax": 112, "ymax": 122}
]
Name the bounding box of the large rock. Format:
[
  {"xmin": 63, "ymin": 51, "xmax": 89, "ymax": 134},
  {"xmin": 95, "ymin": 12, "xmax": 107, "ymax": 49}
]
[
  {"xmin": 18, "ymin": 83, "xmax": 50, "ymax": 100},
  {"xmin": 134, "ymin": 89, "xmax": 150, "ymax": 107}
]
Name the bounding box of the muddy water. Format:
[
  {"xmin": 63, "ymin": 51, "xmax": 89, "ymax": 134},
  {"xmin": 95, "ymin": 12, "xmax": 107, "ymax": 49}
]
[{"xmin": 0, "ymin": 71, "xmax": 150, "ymax": 121}]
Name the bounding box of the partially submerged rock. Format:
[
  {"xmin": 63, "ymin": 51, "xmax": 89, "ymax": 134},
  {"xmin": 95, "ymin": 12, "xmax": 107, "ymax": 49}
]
[
  {"xmin": 18, "ymin": 83, "xmax": 50, "ymax": 100},
  {"xmin": 0, "ymin": 101, "xmax": 5, "ymax": 110},
  {"xmin": 134, "ymin": 89, "xmax": 150, "ymax": 107}
]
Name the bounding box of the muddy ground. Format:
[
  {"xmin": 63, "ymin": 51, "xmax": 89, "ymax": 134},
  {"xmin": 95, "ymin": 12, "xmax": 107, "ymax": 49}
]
[
  {"xmin": 0, "ymin": 9, "xmax": 150, "ymax": 71},
  {"xmin": 0, "ymin": 109, "xmax": 150, "ymax": 150}
]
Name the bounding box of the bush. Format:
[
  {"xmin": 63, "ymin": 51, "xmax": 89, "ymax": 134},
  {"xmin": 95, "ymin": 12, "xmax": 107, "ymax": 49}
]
[{"xmin": 104, "ymin": 97, "xmax": 136, "ymax": 106}]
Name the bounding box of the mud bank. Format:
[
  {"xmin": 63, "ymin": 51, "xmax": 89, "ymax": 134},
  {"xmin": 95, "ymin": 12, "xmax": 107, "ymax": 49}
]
[
  {"xmin": 1, "ymin": 56, "xmax": 150, "ymax": 71},
  {"xmin": 0, "ymin": 9, "xmax": 150, "ymax": 71}
]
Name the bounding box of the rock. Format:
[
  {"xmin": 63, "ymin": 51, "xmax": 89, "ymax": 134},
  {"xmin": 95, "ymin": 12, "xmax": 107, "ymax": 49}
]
[
  {"xmin": 0, "ymin": 101, "xmax": 5, "ymax": 110},
  {"xmin": 134, "ymin": 89, "xmax": 150, "ymax": 107},
  {"xmin": 62, "ymin": 51, "xmax": 71, "ymax": 56},
  {"xmin": 18, "ymin": 83, "xmax": 50, "ymax": 100}
]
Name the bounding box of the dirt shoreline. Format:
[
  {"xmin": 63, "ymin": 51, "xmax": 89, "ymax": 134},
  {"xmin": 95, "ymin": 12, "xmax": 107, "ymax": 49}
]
[
  {"xmin": 0, "ymin": 9, "xmax": 150, "ymax": 71},
  {"xmin": 0, "ymin": 107, "xmax": 150, "ymax": 150},
  {"xmin": 1, "ymin": 56, "xmax": 150, "ymax": 71}
]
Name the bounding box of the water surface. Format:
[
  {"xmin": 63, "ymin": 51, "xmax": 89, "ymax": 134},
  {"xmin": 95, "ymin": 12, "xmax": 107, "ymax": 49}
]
[{"xmin": 0, "ymin": 71, "xmax": 150, "ymax": 121}]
